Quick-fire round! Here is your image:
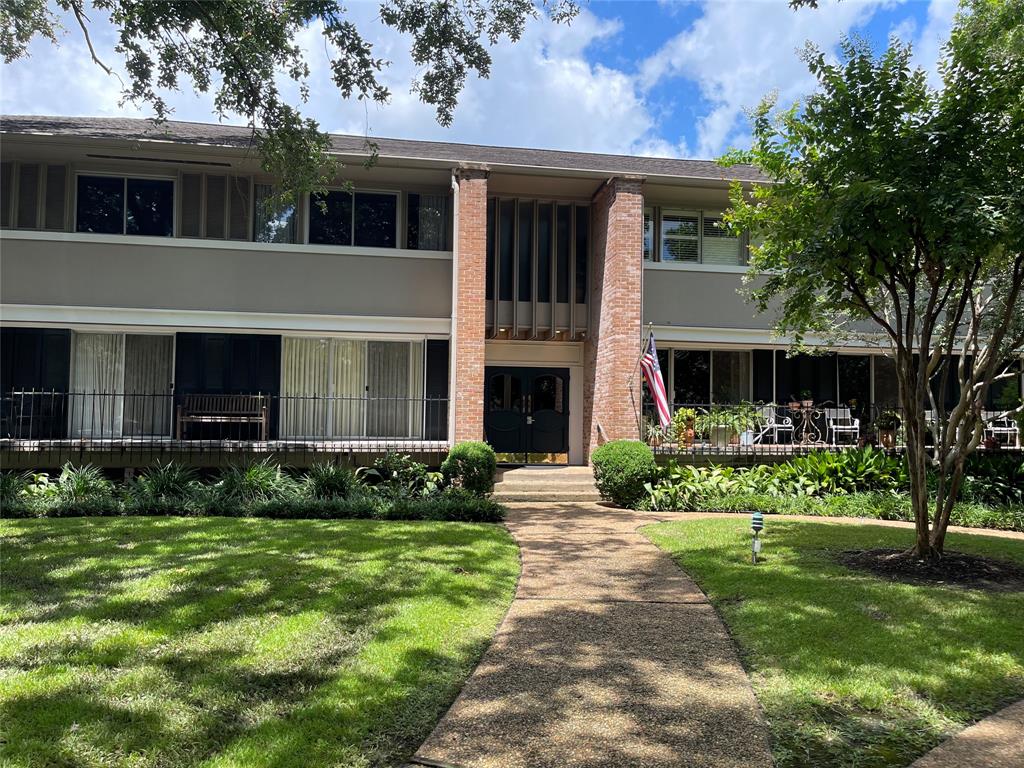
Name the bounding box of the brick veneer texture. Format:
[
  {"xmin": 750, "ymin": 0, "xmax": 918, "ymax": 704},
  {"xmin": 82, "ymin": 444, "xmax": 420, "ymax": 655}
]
[
  {"xmin": 453, "ymin": 168, "xmax": 488, "ymax": 442},
  {"xmin": 583, "ymin": 176, "xmax": 645, "ymax": 459}
]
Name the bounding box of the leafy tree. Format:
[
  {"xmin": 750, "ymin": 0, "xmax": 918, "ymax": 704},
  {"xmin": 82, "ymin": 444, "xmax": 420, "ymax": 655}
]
[
  {"xmin": 721, "ymin": 0, "xmax": 1024, "ymax": 559},
  {"xmin": 0, "ymin": 0, "xmax": 577, "ymax": 199}
]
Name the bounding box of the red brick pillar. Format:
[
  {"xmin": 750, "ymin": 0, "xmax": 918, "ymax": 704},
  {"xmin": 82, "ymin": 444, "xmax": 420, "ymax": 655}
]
[
  {"xmin": 451, "ymin": 167, "xmax": 488, "ymax": 442},
  {"xmin": 583, "ymin": 176, "xmax": 645, "ymax": 459}
]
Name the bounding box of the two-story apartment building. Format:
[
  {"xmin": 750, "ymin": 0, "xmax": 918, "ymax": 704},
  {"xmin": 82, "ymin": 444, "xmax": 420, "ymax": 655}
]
[{"xmin": 1, "ymin": 116, "xmax": 1019, "ymax": 467}]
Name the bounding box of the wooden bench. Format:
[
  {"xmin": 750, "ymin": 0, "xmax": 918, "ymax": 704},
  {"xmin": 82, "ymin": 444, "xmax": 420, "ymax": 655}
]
[{"xmin": 176, "ymin": 394, "xmax": 269, "ymax": 440}]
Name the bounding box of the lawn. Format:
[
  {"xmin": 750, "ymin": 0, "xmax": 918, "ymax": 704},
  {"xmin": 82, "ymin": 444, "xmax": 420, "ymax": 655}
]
[
  {"xmin": 644, "ymin": 518, "xmax": 1024, "ymax": 768},
  {"xmin": 0, "ymin": 516, "xmax": 519, "ymax": 768}
]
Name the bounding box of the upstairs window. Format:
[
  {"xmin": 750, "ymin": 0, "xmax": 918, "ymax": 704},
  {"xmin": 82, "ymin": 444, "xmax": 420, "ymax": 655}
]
[
  {"xmin": 76, "ymin": 175, "xmax": 174, "ymax": 237},
  {"xmin": 644, "ymin": 205, "xmax": 747, "ymax": 266},
  {"xmin": 406, "ymin": 193, "xmax": 451, "ymax": 250},
  {"xmin": 308, "ymin": 189, "xmax": 398, "ymax": 248},
  {"xmin": 253, "ymin": 184, "xmax": 297, "ymax": 243}
]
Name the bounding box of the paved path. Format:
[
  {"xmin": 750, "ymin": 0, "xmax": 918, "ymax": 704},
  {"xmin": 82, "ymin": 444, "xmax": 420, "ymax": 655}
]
[
  {"xmin": 412, "ymin": 503, "xmax": 773, "ymax": 768},
  {"xmin": 911, "ymin": 699, "xmax": 1024, "ymax": 768}
]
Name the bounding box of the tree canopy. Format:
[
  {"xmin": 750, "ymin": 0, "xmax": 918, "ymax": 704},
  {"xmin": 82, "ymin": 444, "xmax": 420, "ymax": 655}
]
[
  {"xmin": 721, "ymin": 0, "xmax": 1024, "ymax": 558},
  {"xmin": 0, "ymin": 0, "xmax": 577, "ymax": 198}
]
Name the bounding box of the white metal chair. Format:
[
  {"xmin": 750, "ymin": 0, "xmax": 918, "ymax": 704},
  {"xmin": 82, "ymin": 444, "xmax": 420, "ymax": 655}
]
[
  {"xmin": 983, "ymin": 410, "xmax": 1021, "ymax": 447},
  {"xmin": 753, "ymin": 404, "xmax": 794, "ymax": 444},
  {"xmin": 825, "ymin": 407, "xmax": 860, "ymax": 445}
]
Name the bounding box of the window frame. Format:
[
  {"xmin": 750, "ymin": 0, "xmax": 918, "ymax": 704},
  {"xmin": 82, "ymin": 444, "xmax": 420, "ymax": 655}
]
[
  {"xmin": 73, "ymin": 171, "xmax": 177, "ymax": 238},
  {"xmin": 643, "ymin": 205, "xmax": 748, "ymax": 267},
  {"xmin": 305, "ymin": 187, "xmax": 401, "ymax": 249}
]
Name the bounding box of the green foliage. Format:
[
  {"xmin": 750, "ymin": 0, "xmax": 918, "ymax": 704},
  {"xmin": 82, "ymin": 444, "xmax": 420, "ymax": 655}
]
[
  {"xmin": 8, "ymin": 453, "xmax": 505, "ymax": 523},
  {"xmin": 441, "ymin": 441, "xmax": 497, "ymax": 497},
  {"xmin": 0, "ymin": 470, "xmax": 30, "ymax": 507},
  {"xmin": 0, "ymin": 0, "xmax": 578, "ymax": 205},
  {"xmin": 591, "ymin": 440, "xmax": 657, "ymax": 508},
  {"xmin": 305, "ymin": 461, "xmax": 359, "ymax": 500},
  {"xmin": 960, "ymin": 453, "xmax": 1024, "ymax": 506}
]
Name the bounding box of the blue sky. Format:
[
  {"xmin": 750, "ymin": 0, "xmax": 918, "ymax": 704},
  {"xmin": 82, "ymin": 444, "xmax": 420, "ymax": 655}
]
[{"xmin": 0, "ymin": 0, "xmax": 957, "ymax": 159}]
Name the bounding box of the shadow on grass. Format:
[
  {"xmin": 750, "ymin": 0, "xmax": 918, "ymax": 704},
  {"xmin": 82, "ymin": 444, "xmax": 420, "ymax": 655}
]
[
  {"xmin": 1, "ymin": 517, "xmax": 518, "ymax": 768},
  {"xmin": 645, "ymin": 518, "xmax": 1024, "ymax": 768}
]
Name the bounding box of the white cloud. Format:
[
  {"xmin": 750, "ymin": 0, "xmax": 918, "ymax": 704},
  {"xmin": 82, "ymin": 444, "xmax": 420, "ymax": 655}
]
[
  {"xmin": 638, "ymin": 0, "xmax": 897, "ymax": 159},
  {"xmin": 910, "ymin": 0, "xmax": 958, "ymax": 87}
]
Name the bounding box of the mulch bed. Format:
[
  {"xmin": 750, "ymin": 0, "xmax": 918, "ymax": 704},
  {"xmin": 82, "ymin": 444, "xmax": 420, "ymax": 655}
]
[{"xmin": 835, "ymin": 548, "xmax": 1024, "ymax": 591}]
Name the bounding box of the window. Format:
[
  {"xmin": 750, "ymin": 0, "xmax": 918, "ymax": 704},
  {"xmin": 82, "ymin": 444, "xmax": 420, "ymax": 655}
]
[
  {"xmin": 406, "ymin": 193, "xmax": 450, "ymax": 250},
  {"xmin": 76, "ymin": 175, "xmax": 174, "ymax": 236},
  {"xmin": 712, "ymin": 350, "xmax": 751, "ymax": 403},
  {"xmin": 660, "ymin": 209, "xmax": 699, "ymax": 262},
  {"xmin": 253, "ymin": 184, "xmax": 297, "ymax": 243},
  {"xmin": 307, "ymin": 189, "xmax": 398, "ymax": 248},
  {"xmin": 701, "ymin": 215, "xmax": 742, "ymax": 266},
  {"xmin": 280, "ymin": 338, "xmax": 425, "ymax": 438},
  {"xmin": 644, "ymin": 206, "xmax": 747, "ymax": 266},
  {"xmin": 643, "ymin": 207, "xmax": 654, "ymax": 261}
]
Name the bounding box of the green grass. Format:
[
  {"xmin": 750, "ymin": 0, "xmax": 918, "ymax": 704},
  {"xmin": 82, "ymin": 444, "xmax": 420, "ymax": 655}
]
[
  {"xmin": 644, "ymin": 519, "xmax": 1024, "ymax": 768},
  {"xmin": 0, "ymin": 516, "xmax": 519, "ymax": 768}
]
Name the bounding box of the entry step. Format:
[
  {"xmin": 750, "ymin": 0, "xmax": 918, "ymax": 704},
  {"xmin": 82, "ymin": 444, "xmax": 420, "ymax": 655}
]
[{"xmin": 493, "ymin": 466, "xmax": 601, "ymax": 503}]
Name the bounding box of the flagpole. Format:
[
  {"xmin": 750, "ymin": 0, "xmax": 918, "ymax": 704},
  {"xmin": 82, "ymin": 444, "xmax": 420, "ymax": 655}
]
[{"xmin": 628, "ymin": 323, "xmax": 655, "ymax": 440}]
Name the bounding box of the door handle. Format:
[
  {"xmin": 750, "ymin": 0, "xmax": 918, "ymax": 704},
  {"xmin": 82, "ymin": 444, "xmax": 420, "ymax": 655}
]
[{"xmin": 526, "ymin": 416, "xmax": 534, "ymax": 425}]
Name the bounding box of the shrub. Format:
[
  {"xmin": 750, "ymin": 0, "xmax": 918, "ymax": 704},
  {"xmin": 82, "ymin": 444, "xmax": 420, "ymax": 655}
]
[
  {"xmin": 364, "ymin": 453, "xmax": 431, "ymax": 499},
  {"xmin": 441, "ymin": 441, "xmax": 497, "ymax": 497},
  {"xmin": 1, "ymin": 470, "xmax": 33, "ymax": 517},
  {"xmin": 209, "ymin": 459, "xmax": 301, "ymax": 512},
  {"xmin": 591, "ymin": 440, "xmax": 657, "ymax": 508},
  {"xmin": 960, "ymin": 453, "xmax": 1024, "ymax": 506},
  {"xmin": 305, "ymin": 462, "xmax": 359, "ymax": 500},
  {"xmin": 127, "ymin": 462, "xmax": 200, "ymax": 514}
]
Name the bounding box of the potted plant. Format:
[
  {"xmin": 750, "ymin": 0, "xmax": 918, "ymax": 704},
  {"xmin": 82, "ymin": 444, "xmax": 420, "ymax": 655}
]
[
  {"xmin": 787, "ymin": 394, "xmax": 802, "ymax": 410},
  {"xmin": 800, "ymin": 389, "xmax": 814, "ymax": 408},
  {"xmin": 646, "ymin": 421, "xmax": 667, "ymax": 448},
  {"xmin": 694, "ymin": 403, "xmax": 761, "ymax": 448},
  {"xmin": 876, "ymin": 409, "xmax": 901, "ymax": 448},
  {"xmin": 671, "ymin": 407, "xmax": 697, "ymax": 447}
]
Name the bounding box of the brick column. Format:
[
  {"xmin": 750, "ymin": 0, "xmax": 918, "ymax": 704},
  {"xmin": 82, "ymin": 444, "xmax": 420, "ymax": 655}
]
[
  {"xmin": 583, "ymin": 176, "xmax": 645, "ymax": 459},
  {"xmin": 451, "ymin": 167, "xmax": 488, "ymax": 442}
]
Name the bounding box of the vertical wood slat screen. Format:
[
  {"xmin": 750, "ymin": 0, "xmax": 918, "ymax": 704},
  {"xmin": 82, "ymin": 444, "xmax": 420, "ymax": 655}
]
[
  {"xmin": 0, "ymin": 162, "xmax": 12, "ymax": 228},
  {"xmin": 179, "ymin": 172, "xmax": 251, "ymax": 240},
  {"xmin": 1, "ymin": 162, "xmax": 68, "ymax": 231},
  {"xmin": 16, "ymin": 163, "xmax": 40, "ymax": 229},
  {"xmin": 205, "ymin": 174, "xmax": 227, "ymax": 238},
  {"xmin": 44, "ymin": 165, "xmax": 67, "ymax": 230}
]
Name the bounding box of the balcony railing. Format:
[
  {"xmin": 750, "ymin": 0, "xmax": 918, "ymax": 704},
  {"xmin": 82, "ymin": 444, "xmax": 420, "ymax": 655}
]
[
  {"xmin": 641, "ymin": 401, "xmax": 1022, "ymax": 456},
  {"xmin": 0, "ymin": 391, "xmax": 450, "ymax": 464}
]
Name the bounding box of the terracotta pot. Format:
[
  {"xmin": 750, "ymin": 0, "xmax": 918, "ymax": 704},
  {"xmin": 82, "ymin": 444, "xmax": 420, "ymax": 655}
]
[
  {"xmin": 788, "ymin": 401, "xmax": 801, "ymax": 410},
  {"xmin": 801, "ymin": 399, "xmax": 814, "ymax": 408},
  {"xmin": 682, "ymin": 428, "xmax": 695, "ymax": 446}
]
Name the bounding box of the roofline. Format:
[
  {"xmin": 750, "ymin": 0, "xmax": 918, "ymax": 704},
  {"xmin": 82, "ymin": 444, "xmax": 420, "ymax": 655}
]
[{"xmin": 0, "ymin": 114, "xmax": 764, "ymax": 186}]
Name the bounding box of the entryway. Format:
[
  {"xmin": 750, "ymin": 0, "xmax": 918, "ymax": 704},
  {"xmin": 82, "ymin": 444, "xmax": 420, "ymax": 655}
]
[{"xmin": 484, "ymin": 366, "xmax": 569, "ymax": 464}]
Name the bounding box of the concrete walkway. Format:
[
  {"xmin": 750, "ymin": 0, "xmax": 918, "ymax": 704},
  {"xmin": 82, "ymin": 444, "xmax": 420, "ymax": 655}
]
[
  {"xmin": 911, "ymin": 699, "xmax": 1024, "ymax": 768},
  {"xmin": 412, "ymin": 503, "xmax": 773, "ymax": 768}
]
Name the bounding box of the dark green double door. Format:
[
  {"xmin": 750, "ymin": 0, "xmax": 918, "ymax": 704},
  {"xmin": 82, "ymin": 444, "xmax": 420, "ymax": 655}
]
[{"xmin": 484, "ymin": 366, "xmax": 569, "ymax": 462}]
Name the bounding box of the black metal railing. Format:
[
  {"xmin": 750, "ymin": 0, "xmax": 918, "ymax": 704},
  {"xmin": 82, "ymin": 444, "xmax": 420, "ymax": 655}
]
[
  {"xmin": 640, "ymin": 401, "xmax": 1022, "ymax": 456},
  {"xmin": 0, "ymin": 391, "xmax": 451, "ymax": 465}
]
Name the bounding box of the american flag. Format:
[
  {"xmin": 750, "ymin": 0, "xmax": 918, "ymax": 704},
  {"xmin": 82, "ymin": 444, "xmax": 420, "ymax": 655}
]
[{"xmin": 640, "ymin": 332, "xmax": 671, "ymax": 430}]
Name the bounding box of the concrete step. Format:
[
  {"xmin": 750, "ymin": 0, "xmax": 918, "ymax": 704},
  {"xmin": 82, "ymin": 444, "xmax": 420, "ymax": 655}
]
[
  {"xmin": 492, "ymin": 490, "xmax": 603, "ymax": 503},
  {"xmin": 492, "ymin": 466, "xmax": 600, "ymax": 502}
]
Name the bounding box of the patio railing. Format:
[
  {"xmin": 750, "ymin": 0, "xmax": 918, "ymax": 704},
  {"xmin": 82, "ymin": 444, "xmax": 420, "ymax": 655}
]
[
  {"xmin": 640, "ymin": 401, "xmax": 1022, "ymax": 456},
  {"xmin": 0, "ymin": 390, "xmax": 451, "ymax": 465}
]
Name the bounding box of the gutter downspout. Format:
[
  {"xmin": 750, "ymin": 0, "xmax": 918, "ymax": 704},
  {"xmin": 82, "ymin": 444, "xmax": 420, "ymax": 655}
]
[{"xmin": 448, "ymin": 169, "xmax": 460, "ymax": 444}]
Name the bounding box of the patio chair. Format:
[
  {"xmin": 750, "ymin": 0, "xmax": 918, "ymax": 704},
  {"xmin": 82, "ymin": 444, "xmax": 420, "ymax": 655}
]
[
  {"xmin": 825, "ymin": 407, "xmax": 860, "ymax": 445},
  {"xmin": 983, "ymin": 410, "xmax": 1021, "ymax": 447},
  {"xmin": 753, "ymin": 404, "xmax": 794, "ymax": 444}
]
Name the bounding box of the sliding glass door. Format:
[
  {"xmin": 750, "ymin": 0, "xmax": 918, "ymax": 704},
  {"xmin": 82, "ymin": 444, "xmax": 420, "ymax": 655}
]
[{"xmin": 280, "ymin": 338, "xmax": 424, "ymax": 439}]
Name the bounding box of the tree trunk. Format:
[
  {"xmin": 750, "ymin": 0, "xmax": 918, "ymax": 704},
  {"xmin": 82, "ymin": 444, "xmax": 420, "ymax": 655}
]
[{"xmin": 929, "ymin": 455, "xmax": 966, "ymax": 554}]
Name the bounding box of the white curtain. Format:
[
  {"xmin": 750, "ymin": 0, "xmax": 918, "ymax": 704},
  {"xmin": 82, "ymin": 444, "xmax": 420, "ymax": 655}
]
[
  {"xmin": 280, "ymin": 338, "xmax": 367, "ymax": 438},
  {"xmin": 123, "ymin": 335, "xmax": 173, "ymax": 436},
  {"xmin": 281, "ymin": 337, "xmax": 331, "ymax": 437},
  {"xmin": 367, "ymin": 341, "xmax": 409, "ymax": 437},
  {"xmin": 70, "ymin": 333, "xmax": 125, "ymax": 438},
  {"xmin": 417, "ymin": 194, "xmax": 449, "ymax": 250},
  {"xmin": 331, "ymin": 340, "xmax": 366, "ymax": 437},
  {"xmin": 408, "ymin": 342, "xmax": 424, "ymax": 438}
]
